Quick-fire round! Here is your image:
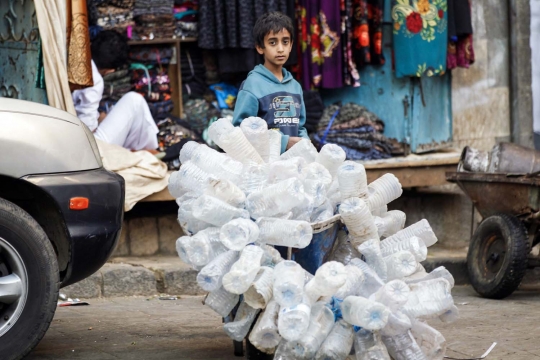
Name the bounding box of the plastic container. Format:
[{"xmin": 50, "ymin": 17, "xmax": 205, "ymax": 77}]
[
  {"xmin": 384, "ymin": 251, "xmax": 418, "ymax": 280},
  {"xmin": 277, "ymin": 295, "xmax": 312, "ymax": 341},
  {"xmin": 267, "ymin": 130, "xmax": 283, "ymax": 163},
  {"xmin": 273, "ymin": 260, "xmax": 306, "ymax": 308},
  {"xmin": 168, "ymin": 170, "xmax": 186, "ymax": 199},
  {"xmin": 220, "ymin": 218, "xmax": 260, "ymax": 251},
  {"xmin": 402, "ymin": 278, "xmax": 454, "ymax": 319},
  {"xmin": 176, "ymin": 161, "xmax": 215, "ymax": 194},
  {"xmin": 439, "ymin": 304, "xmax": 459, "ymax": 323},
  {"xmin": 383, "ymin": 219, "xmax": 438, "ymax": 248},
  {"xmin": 359, "ymin": 239, "xmax": 388, "ymax": 282},
  {"xmin": 329, "ymin": 232, "xmax": 361, "ymax": 266},
  {"xmin": 304, "ymin": 179, "xmax": 328, "ymax": 208},
  {"xmin": 248, "ymin": 300, "xmax": 282, "ymax": 352},
  {"xmin": 222, "ymin": 245, "xmax": 264, "ymax": 294},
  {"xmin": 381, "ymin": 311, "xmax": 412, "ymax": 337},
  {"xmin": 191, "ymin": 144, "xmax": 244, "ymax": 184},
  {"xmin": 349, "ymin": 258, "xmax": 385, "ymax": 297},
  {"xmin": 341, "ymin": 296, "xmax": 390, "ymax": 330},
  {"xmin": 326, "ymin": 179, "xmax": 342, "ymax": 209},
  {"xmin": 197, "ymin": 250, "xmax": 240, "ymax": 291},
  {"xmin": 339, "ymin": 197, "xmax": 379, "ymax": 247},
  {"xmin": 334, "ymin": 265, "xmax": 365, "ymax": 300},
  {"xmin": 366, "ymin": 174, "xmax": 403, "ymax": 210},
  {"xmin": 411, "ymin": 320, "xmax": 447, "ymax": 360},
  {"xmin": 315, "ymin": 144, "xmax": 346, "ymax": 179},
  {"xmin": 181, "ymin": 227, "xmax": 228, "ymax": 267},
  {"xmin": 337, "ymin": 161, "xmax": 368, "ymax": 200},
  {"xmin": 223, "ymin": 301, "xmax": 261, "ymax": 341},
  {"xmin": 380, "ymin": 236, "xmax": 427, "ymax": 262},
  {"xmin": 354, "ymin": 328, "xmax": 391, "ymax": 360},
  {"xmin": 371, "ymin": 204, "xmax": 388, "ymax": 217},
  {"xmin": 240, "ymin": 117, "xmax": 270, "ymax": 162},
  {"xmin": 192, "ymin": 195, "xmax": 250, "ymax": 227},
  {"xmin": 374, "ymin": 210, "xmax": 406, "ymax": 239},
  {"xmin": 304, "ymin": 261, "xmax": 347, "ymax": 304},
  {"xmin": 290, "ymin": 193, "xmax": 315, "ymax": 222},
  {"xmin": 315, "ymin": 319, "xmax": 354, "ymax": 360},
  {"xmin": 179, "ymin": 140, "xmax": 200, "ymax": 164},
  {"xmin": 205, "ymin": 178, "xmax": 246, "ymax": 208},
  {"xmin": 241, "ymin": 161, "xmax": 269, "ymax": 195},
  {"xmin": 268, "ymin": 157, "xmax": 307, "ymax": 184},
  {"xmin": 219, "ymin": 127, "xmax": 265, "ymax": 164},
  {"xmin": 177, "ymin": 198, "xmax": 212, "ymax": 235},
  {"xmin": 247, "ymin": 178, "xmax": 305, "ymax": 219},
  {"xmin": 280, "ymin": 138, "xmax": 318, "ymax": 163},
  {"xmin": 244, "ymin": 266, "xmax": 274, "ymax": 309},
  {"xmin": 303, "ymin": 162, "xmax": 333, "ymax": 189},
  {"xmin": 369, "ymin": 280, "xmax": 410, "ymax": 312},
  {"xmin": 208, "ymin": 117, "xmax": 235, "ymax": 145},
  {"xmin": 382, "ymin": 331, "xmax": 427, "ymax": 360},
  {"xmin": 310, "ymin": 200, "xmax": 335, "ymax": 224},
  {"xmin": 256, "ymin": 218, "xmax": 313, "ymax": 249},
  {"xmin": 260, "ymin": 245, "xmax": 283, "ymax": 267},
  {"xmin": 204, "ymin": 286, "xmax": 240, "ymax": 317}
]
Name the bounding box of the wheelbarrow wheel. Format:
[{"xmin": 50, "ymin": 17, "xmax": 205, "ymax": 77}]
[{"xmin": 468, "ymin": 214, "xmax": 529, "ymax": 299}]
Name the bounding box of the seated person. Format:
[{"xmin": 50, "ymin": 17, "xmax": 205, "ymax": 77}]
[{"xmin": 72, "ymin": 30, "xmax": 159, "ymax": 152}]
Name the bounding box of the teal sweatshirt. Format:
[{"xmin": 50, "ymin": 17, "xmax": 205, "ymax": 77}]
[{"xmin": 232, "ymin": 64, "xmax": 308, "ymax": 153}]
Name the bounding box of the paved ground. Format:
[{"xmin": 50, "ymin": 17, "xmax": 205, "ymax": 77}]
[{"xmin": 27, "ymin": 286, "xmax": 540, "ymax": 360}]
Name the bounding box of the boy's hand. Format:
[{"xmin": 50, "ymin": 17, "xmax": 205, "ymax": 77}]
[{"xmin": 287, "ymin": 136, "xmax": 302, "ymax": 150}]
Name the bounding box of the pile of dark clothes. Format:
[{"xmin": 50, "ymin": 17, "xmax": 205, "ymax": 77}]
[
  {"xmin": 88, "ymin": 0, "xmax": 135, "ymax": 35},
  {"xmin": 313, "ymin": 103, "xmax": 394, "ymax": 161},
  {"xmin": 181, "ymin": 46, "xmax": 208, "ymax": 101},
  {"xmin": 156, "ymin": 116, "xmax": 202, "ymax": 170},
  {"xmin": 133, "ymin": 0, "xmax": 175, "ymax": 40},
  {"xmin": 99, "ymin": 67, "xmax": 132, "ymax": 113},
  {"xmin": 174, "ymin": 1, "xmax": 198, "ymax": 38}
]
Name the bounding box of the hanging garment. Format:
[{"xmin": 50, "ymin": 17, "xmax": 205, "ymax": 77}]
[
  {"xmin": 319, "ymin": 0, "xmax": 343, "ymax": 88},
  {"xmin": 392, "ymin": 0, "xmax": 448, "ymax": 78},
  {"xmin": 341, "ymin": 0, "xmax": 360, "ymax": 87},
  {"xmin": 67, "ymin": 0, "xmax": 94, "ymax": 90},
  {"xmin": 351, "ymin": 0, "xmax": 385, "ymax": 67},
  {"xmin": 447, "ymin": 0, "xmax": 474, "ymax": 69}
]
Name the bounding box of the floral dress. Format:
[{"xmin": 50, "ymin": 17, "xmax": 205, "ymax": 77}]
[{"xmin": 392, "ymin": 0, "xmax": 448, "ymax": 77}]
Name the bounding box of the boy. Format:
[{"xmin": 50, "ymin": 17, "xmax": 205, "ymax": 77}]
[
  {"xmin": 72, "ymin": 30, "xmax": 159, "ymax": 152},
  {"xmin": 233, "ymin": 12, "xmax": 308, "ymax": 153}
]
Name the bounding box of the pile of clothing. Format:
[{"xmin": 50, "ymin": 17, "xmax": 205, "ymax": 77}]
[
  {"xmin": 99, "ymin": 67, "xmax": 133, "ymax": 113},
  {"xmin": 133, "ymin": 0, "xmax": 175, "ymax": 40},
  {"xmin": 313, "ymin": 103, "xmax": 394, "ymax": 161},
  {"xmin": 174, "ymin": 0, "xmax": 198, "ymax": 38},
  {"xmin": 88, "ymin": 0, "xmax": 135, "ymax": 35},
  {"xmin": 156, "ymin": 116, "xmax": 202, "ymax": 170},
  {"xmin": 181, "ymin": 46, "xmax": 208, "ymax": 101}
]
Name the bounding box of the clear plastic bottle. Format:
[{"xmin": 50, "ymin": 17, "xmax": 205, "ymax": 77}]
[
  {"xmin": 277, "ymin": 295, "xmax": 312, "ymax": 341},
  {"xmin": 382, "ymin": 331, "xmax": 427, "ymax": 360},
  {"xmin": 310, "ymin": 199, "xmax": 335, "ymax": 223},
  {"xmin": 204, "ymin": 286, "xmax": 240, "ymax": 317},
  {"xmin": 383, "ymin": 219, "xmax": 438, "ymax": 248},
  {"xmin": 244, "ymin": 266, "xmax": 274, "ymax": 309},
  {"xmin": 371, "ymin": 204, "xmax": 388, "ymax": 217},
  {"xmin": 240, "ymin": 116, "xmax": 270, "ymax": 162},
  {"xmin": 404, "ymin": 266, "xmax": 455, "ymax": 288},
  {"xmin": 241, "ymin": 161, "xmax": 269, "ymax": 195},
  {"xmin": 190, "ymin": 144, "xmax": 244, "ymax": 184},
  {"xmin": 315, "ymin": 144, "xmax": 346, "ymax": 179},
  {"xmin": 223, "ymin": 301, "xmax": 261, "ymax": 341},
  {"xmin": 337, "ymin": 161, "xmax": 368, "ymax": 200},
  {"xmin": 381, "ymin": 311, "xmax": 412, "ymax": 337},
  {"xmin": 179, "ymin": 140, "xmax": 200, "ymax": 164},
  {"xmin": 359, "ymin": 239, "xmax": 388, "ymax": 282},
  {"xmin": 338, "ymin": 197, "xmax": 379, "ymax": 247},
  {"xmin": 334, "ymin": 265, "xmax": 365, "ymax": 300},
  {"xmin": 208, "ymin": 118, "xmax": 235, "ymax": 145},
  {"xmin": 303, "ymin": 162, "xmax": 333, "ymax": 189},
  {"xmin": 410, "ymin": 319, "xmax": 447, "ymax": 360},
  {"xmin": 177, "ymin": 198, "xmax": 212, "ymax": 235},
  {"xmin": 315, "ymin": 319, "xmax": 354, "ymax": 360},
  {"xmin": 402, "ymin": 278, "xmax": 454, "ymax": 319},
  {"xmin": 369, "ymin": 280, "xmax": 410, "ymax": 312},
  {"xmin": 260, "ymin": 245, "xmax": 283, "ymax": 267},
  {"xmin": 219, "ymin": 127, "xmax": 265, "ymax": 164},
  {"xmin": 290, "ymin": 193, "xmax": 315, "ymax": 222},
  {"xmin": 304, "ymin": 179, "xmax": 328, "ymax": 208},
  {"xmin": 249, "ymin": 300, "xmax": 282, "ymax": 352},
  {"xmin": 341, "ymin": 296, "xmax": 390, "ymax": 330},
  {"xmin": 385, "ymin": 250, "xmax": 418, "ymax": 281},
  {"xmin": 168, "ymin": 170, "xmax": 186, "ymax": 199},
  {"xmin": 176, "ymin": 161, "xmax": 216, "ymax": 194},
  {"xmin": 326, "ymin": 179, "xmax": 342, "ymax": 209},
  {"xmin": 268, "ymin": 157, "xmax": 307, "ymax": 184},
  {"xmin": 354, "ymin": 328, "xmax": 391, "ymax": 360},
  {"xmin": 304, "ymin": 261, "xmax": 348, "ymax": 304},
  {"xmin": 374, "ymin": 210, "xmax": 406, "ymax": 239},
  {"xmin": 381, "ymin": 236, "xmax": 427, "ymax": 262},
  {"xmin": 366, "ymin": 173, "xmax": 403, "ymax": 211},
  {"xmin": 181, "ymin": 227, "xmax": 228, "ymax": 267},
  {"xmin": 280, "ymin": 138, "xmax": 318, "ymax": 163},
  {"xmin": 247, "ymin": 178, "xmax": 305, "ymax": 219},
  {"xmin": 205, "ymin": 178, "xmax": 246, "ymax": 208},
  {"xmin": 256, "ymin": 217, "xmax": 313, "ymax": 249},
  {"xmin": 349, "ymin": 258, "xmax": 385, "ymax": 297},
  {"xmin": 273, "ymin": 340, "xmax": 299, "ymax": 360},
  {"xmin": 267, "ymin": 129, "xmax": 283, "ymax": 163},
  {"xmin": 222, "ymin": 245, "xmax": 264, "ymax": 294},
  {"xmin": 273, "ymin": 260, "xmax": 306, "ymax": 308},
  {"xmin": 197, "ymin": 250, "xmax": 240, "ymax": 291},
  {"xmin": 438, "ymin": 304, "xmax": 459, "ymax": 323},
  {"xmin": 192, "ymin": 194, "xmax": 250, "ymax": 227},
  {"xmin": 220, "ymin": 218, "xmax": 260, "ymax": 251},
  {"xmin": 329, "ymin": 232, "xmax": 361, "ymax": 266}
]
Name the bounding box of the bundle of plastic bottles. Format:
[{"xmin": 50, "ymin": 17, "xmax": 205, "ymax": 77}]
[{"xmin": 168, "ymin": 117, "xmax": 457, "ymax": 360}]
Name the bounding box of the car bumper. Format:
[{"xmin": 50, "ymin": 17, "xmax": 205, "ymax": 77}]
[{"xmin": 24, "ymin": 168, "xmax": 125, "ymax": 287}]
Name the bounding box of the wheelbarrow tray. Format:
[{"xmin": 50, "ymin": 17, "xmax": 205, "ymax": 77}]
[{"xmin": 446, "ymin": 172, "xmax": 540, "ymax": 219}]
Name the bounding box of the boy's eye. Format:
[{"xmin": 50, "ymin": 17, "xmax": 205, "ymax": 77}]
[{"xmin": 269, "ymin": 41, "xmax": 276, "ymax": 45}]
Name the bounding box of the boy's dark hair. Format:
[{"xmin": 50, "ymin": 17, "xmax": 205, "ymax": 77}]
[
  {"xmin": 91, "ymin": 30, "xmax": 129, "ymax": 70},
  {"xmin": 253, "ymin": 11, "xmax": 294, "ymax": 48}
]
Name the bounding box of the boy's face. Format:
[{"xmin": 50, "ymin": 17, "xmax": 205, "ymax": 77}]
[{"xmin": 256, "ymin": 28, "xmax": 293, "ymax": 67}]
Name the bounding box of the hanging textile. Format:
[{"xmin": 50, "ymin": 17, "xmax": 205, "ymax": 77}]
[
  {"xmin": 447, "ymin": 0, "xmax": 474, "ymax": 69},
  {"xmin": 392, "ymin": 0, "xmax": 448, "ymax": 78},
  {"xmin": 350, "ymin": 0, "xmax": 385, "ymax": 67},
  {"xmin": 341, "ymin": 0, "xmax": 360, "ymax": 87},
  {"xmin": 67, "ymin": 0, "xmax": 94, "ymax": 90}
]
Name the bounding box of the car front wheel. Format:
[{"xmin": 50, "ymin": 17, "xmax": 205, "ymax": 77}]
[{"xmin": 0, "ymin": 198, "xmax": 59, "ymax": 360}]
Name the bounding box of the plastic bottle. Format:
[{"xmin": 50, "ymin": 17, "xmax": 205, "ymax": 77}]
[
  {"xmin": 354, "ymin": 328, "xmax": 391, "ymax": 360},
  {"xmin": 384, "ymin": 250, "xmax": 418, "ymax": 281},
  {"xmin": 410, "ymin": 319, "xmax": 447, "ymax": 360},
  {"xmin": 241, "ymin": 161, "xmax": 269, "ymax": 195},
  {"xmin": 315, "ymin": 319, "xmax": 354, "ymax": 360},
  {"xmin": 382, "ymin": 331, "xmax": 427, "ymax": 360},
  {"xmin": 315, "ymin": 144, "xmax": 346, "ymax": 179},
  {"xmin": 244, "ymin": 266, "xmax": 274, "ymax": 309},
  {"xmin": 177, "ymin": 198, "xmax": 212, "ymax": 235},
  {"xmin": 338, "ymin": 197, "xmax": 379, "ymax": 247},
  {"xmin": 190, "ymin": 144, "xmax": 244, "ymax": 184},
  {"xmin": 369, "ymin": 280, "xmax": 410, "ymax": 312},
  {"xmin": 273, "ymin": 260, "xmax": 306, "ymax": 308},
  {"xmin": 310, "ymin": 199, "xmax": 335, "ymax": 223},
  {"xmin": 223, "ymin": 301, "xmax": 261, "ymax": 341},
  {"xmin": 366, "ymin": 173, "xmax": 403, "ymax": 210},
  {"xmin": 268, "ymin": 157, "xmax": 307, "ymax": 184},
  {"xmin": 181, "ymin": 227, "xmax": 228, "ymax": 267},
  {"xmin": 197, "ymin": 250, "xmax": 240, "ymax": 291},
  {"xmin": 277, "ymin": 294, "xmax": 312, "ymax": 341},
  {"xmin": 303, "ymin": 179, "xmax": 328, "ymax": 208},
  {"xmin": 256, "ymin": 218, "xmax": 313, "ymax": 249},
  {"xmin": 381, "ymin": 311, "xmax": 412, "ymax": 337},
  {"xmin": 374, "ymin": 210, "xmax": 406, "ymax": 239},
  {"xmin": 248, "ymin": 300, "xmax": 282, "ymax": 352},
  {"xmin": 359, "ymin": 239, "xmax": 388, "ymax": 282},
  {"xmin": 222, "ymin": 245, "xmax": 264, "ymax": 294},
  {"xmin": 273, "ymin": 340, "xmax": 299, "ymax": 360},
  {"xmin": 404, "ymin": 266, "xmax": 455, "ymax": 289},
  {"xmin": 175, "ymin": 161, "xmax": 216, "ymax": 194},
  {"xmin": 192, "ymin": 194, "xmax": 250, "ymax": 227},
  {"xmin": 247, "ymin": 178, "xmax": 305, "ymax": 219},
  {"xmin": 290, "ymin": 193, "xmax": 315, "ymax": 222},
  {"xmin": 334, "ymin": 265, "xmax": 365, "ymax": 300},
  {"xmin": 326, "ymin": 179, "xmax": 342, "ymax": 209},
  {"xmin": 371, "ymin": 204, "xmax": 388, "ymax": 217},
  {"xmin": 208, "ymin": 118, "xmax": 235, "ymax": 145},
  {"xmin": 303, "ymin": 162, "xmax": 333, "ymax": 189},
  {"xmin": 204, "ymin": 286, "xmax": 240, "ymax": 317},
  {"xmin": 337, "ymin": 161, "xmax": 368, "ymax": 200},
  {"xmin": 280, "ymin": 138, "xmax": 318, "ymax": 163},
  {"xmin": 341, "ymin": 296, "xmax": 390, "ymax": 330},
  {"xmin": 204, "ymin": 178, "xmax": 246, "ymax": 208},
  {"xmin": 260, "ymin": 245, "xmax": 283, "ymax": 267},
  {"xmin": 381, "ymin": 236, "xmax": 427, "ymax": 262},
  {"xmin": 438, "ymin": 304, "xmax": 459, "ymax": 323},
  {"xmin": 304, "ymin": 261, "xmax": 348, "ymax": 304},
  {"xmin": 219, "ymin": 127, "xmax": 265, "ymax": 164},
  {"xmin": 220, "ymin": 218, "xmax": 260, "ymax": 251},
  {"xmin": 349, "ymin": 258, "xmax": 385, "ymax": 297},
  {"xmin": 402, "ymin": 278, "xmax": 454, "ymax": 319},
  {"xmin": 240, "ymin": 116, "xmax": 270, "ymax": 162},
  {"xmin": 267, "ymin": 129, "xmax": 283, "ymax": 163},
  {"xmin": 329, "ymin": 232, "xmax": 361, "ymax": 266},
  {"xmin": 383, "ymin": 219, "xmax": 438, "ymax": 248},
  {"xmin": 168, "ymin": 170, "xmax": 186, "ymax": 199},
  {"xmin": 179, "ymin": 140, "xmax": 200, "ymax": 164}
]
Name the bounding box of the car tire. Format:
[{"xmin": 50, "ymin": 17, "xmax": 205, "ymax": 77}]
[{"xmin": 0, "ymin": 198, "xmax": 59, "ymax": 360}]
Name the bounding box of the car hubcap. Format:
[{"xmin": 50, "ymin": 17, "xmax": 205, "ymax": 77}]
[{"xmin": 0, "ymin": 237, "xmax": 28, "ymax": 337}]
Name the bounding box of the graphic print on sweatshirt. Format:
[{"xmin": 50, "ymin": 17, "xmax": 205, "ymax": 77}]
[{"xmin": 257, "ymin": 91, "xmax": 302, "ymax": 136}]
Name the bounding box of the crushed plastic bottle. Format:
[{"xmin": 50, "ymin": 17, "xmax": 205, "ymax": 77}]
[
  {"xmin": 381, "ymin": 311, "xmax": 412, "ymax": 337},
  {"xmin": 268, "ymin": 157, "xmax": 307, "ymax": 184},
  {"xmin": 371, "ymin": 204, "xmax": 388, "ymax": 217},
  {"xmin": 329, "ymin": 232, "xmax": 361, "ymax": 266},
  {"xmin": 334, "ymin": 265, "xmax": 365, "ymax": 300},
  {"xmin": 339, "ymin": 197, "xmax": 379, "ymax": 247},
  {"xmin": 219, "ymin": 126, "xmax": 265, "ymax": 164},
  {"xmin": 354, "ymin": 328, "xmax": 391, "ymax": 360},
  {"xmin": 381, "ymin": 236, "xmax": 427, "ymax": 262},
  {"xmin": 177, "ymin": 198, "xmax": 212, "ymax": 235},
  {"xmin": 244, "ymin": 266, "xmax": 274, "ymax": 309},
  {"xmin": 205, "ymin": 178, "xmax": 246, "ymax": 208},
  {"xmin": 303, "ymin": 179, "xmax": 329, "ymax": 208},
  {"xmin": 349, "ymin": 258, "xmax": 385, "ymax": 297},
  {"xmin": 402, "ymin": 278, "xmax": 454, "ymax": 319},
  {"xmin": 315, "ymin": 319, "xmax": 354, "ymax": 360},
  {"xmin": 341, "ymin": 296, "xmax": 390, "ymax": 330},
  {"xmin": 385, "ymin": 250, "xmax": 418, "ymax": 280},
  {"xmin": 374, "ymin": 210, "xmax": 406, "ymax": 238},
  {"xmin": 384, "ymin": 219, "xmax": 438, "ymax": 248},
  {"xmin": 177, "ymin": 227, "xmax": 227, "ymax": 267},
  {"xmin": 222, "ymin": 245, "xmax": 264, "ymax": 294},
  {"xmin": 369, "ymin": 280, "xmax": 410, "ymax": 312},
  {"xmin": 175, "ymin": 161, "xmax": 216, "ymax": 194},
  {"xmin": 241, "ymin": 161, "xmax": 269, "ymax": 195},
  {"xmin": 204, "ymin": 286, "xmax": 240, "ymax": 317},
  {"xmin": 304, "ymin": 261, "xmax": 348, "ymax": 304},
  {"xmin": 240, "ymin": 117, "xmax": 270, "ymax": 162},
  {"xmin": 310, "ymin": 199, "xmax": 335, "ymax": 223},
  {"xmin": 208, "ymin": 118, "xmax": 235, "ymax": 145},
  {"xmin": 267, "ymin": 129, "xmax": 283, "ymax": 163},
  {"xmin": 404, "ymin": 266, "xmax": 455, "ymax": 288},
  {"xmin": 249, "ymin": 300, "xmax": 282, "ymax": 352},
  {"xmin": 223, "ymin": 301, "xmax": 261, "ymax": 341},
  {"xmin": 359, "ymin": 239, "xmax": 388, "ymax": 282},
  {"xmin": 277, "ymin": 295, "xmax": 312, "ymax": 341},
  {"xmin": 438, "ymin": 304, "xmax": 459, "ymax": 323},
  {"xmin": 190, "ymin": 144, "xmax": 243, "ymax": 184},
  {"xmin": 411, "ymin": 319, "xmax": 447, "ymax": 360},
  {"xmin": 366, "ymin": 173, "xmax": 403, "ymax": 210},
  {"xmin": 192, "ymin": 195, "xmax": 250, "ymax": 227},
  {"xmin": 256, "ymin": 218, "xmax": 313, "ymax": 249},
  {"xmin": 281, "ymin": 138, "xmax": 318, "ymax": 163},
  {"xmin": 303, "ymin": 162, "xmax": 333, "ymax": 189},
  {"xmin": 337, "ymin": 161, "xmax": 368, "ymax": 200},
  {"xmin": 247, "ymin": 178, "xmax": 305, "ymax": 219},
  {"xmin": 382, "ymin": 331, "xmax": 427, "ymax": 360},
  {"xmin": 273, "ymin": 260, "xmax": 306, "ymax": 308},
  {"xmin": 260, "ymin": 245, "xmax": 283, "ymax": 267},
  {"xmin": 197, "ymin": 250, "xmax": 240, "ymax": 291},
  {"xmin": 315, "ymin": 144, "xmax": 346, "ymax": 179},
  {"xmin": 168, "ymin": 170, "xmax": 187, "ymax": 199},
  {"xmin": 179, "ymin": 140, "xmax": 200, "ymax": 164},
  {"xmin": 220, "ymin": 218, "xmax": 260, "ymax": 251}
]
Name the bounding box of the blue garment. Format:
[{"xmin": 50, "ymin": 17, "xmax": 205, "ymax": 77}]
[{"xmin": 233, "ymin": 64, "xmax": 308, "ymax": 153}]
